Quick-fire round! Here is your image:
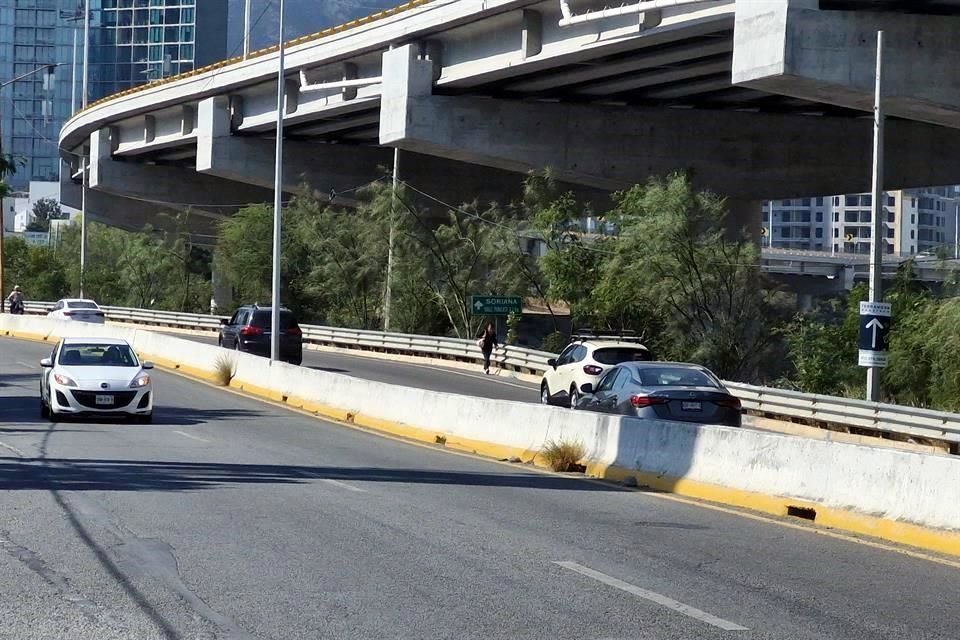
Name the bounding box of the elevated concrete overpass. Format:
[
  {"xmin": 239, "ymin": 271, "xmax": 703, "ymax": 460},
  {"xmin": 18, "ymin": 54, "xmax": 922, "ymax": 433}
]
[{"xmin": 59, "ymin": 0, "xmax": 960, "ymax": 243}]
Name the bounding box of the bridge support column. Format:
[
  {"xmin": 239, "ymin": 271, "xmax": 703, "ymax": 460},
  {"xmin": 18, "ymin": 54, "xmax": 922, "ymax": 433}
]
[
  {"xmin": 733, "ymin": 0, "xmax": 960, "ymax": 130},
  {"xmin": 380, "ymin": 44, "xmax": 960, "ymax": 201}
]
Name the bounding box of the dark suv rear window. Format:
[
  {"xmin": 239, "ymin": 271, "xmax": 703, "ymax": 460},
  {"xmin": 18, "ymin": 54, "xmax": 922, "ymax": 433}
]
[
  {"xmin": 593, "ymin": 347, "xmax": 651, "ymax": 365},
  {"xmin": 251, "ymin": 309, "xmax": 296, "ymax": 329}
]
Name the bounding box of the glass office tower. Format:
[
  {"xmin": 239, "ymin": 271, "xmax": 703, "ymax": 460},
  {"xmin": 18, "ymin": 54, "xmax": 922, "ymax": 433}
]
[
  {"xmin": 0, "ymin": 1, "xmax": 80, "ymax": 190},
  {"xmin": 87, "ymin": 0, "xmax": 228, "ymax": 103}
]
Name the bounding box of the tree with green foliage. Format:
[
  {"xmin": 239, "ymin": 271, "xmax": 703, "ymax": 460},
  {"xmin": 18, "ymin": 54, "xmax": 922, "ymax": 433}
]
[
  {"xmin": 602, "ymin": 174, "xmax": 785, "ymax": 380},
  {"xmin": 26, "ymin": 198, "xmax": 65, "ymax": 232}
]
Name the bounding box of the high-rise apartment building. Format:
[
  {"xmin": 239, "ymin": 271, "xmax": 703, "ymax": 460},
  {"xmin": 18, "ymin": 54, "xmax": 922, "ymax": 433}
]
[
  {"xmin": 87, "ymin": 0, "xmax": 228, "ymax": 103},
  {"xmin": 764, "ymin": 187, "xmax": 960, "ymax": 257},
  {"xmin": 0, "ymin": 0, "xmax": 79, "ymax": 191}
]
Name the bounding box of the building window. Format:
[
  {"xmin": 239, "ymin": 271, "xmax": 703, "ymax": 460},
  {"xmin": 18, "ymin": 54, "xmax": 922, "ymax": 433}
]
[
  {"xmin": 845, "ymin": 195, "xmax": 859, "ymax": 207},
  {"xmin": 911, "ymin": 230, "xmax": 915, "ymax": 239},
  {"xmin": 834, "ymin": 212, "xmax": 840, "ymax": 223},
  {"xmin": 782, "ymin": 212, "xmax": 792, "ymax": 223},
  {"xmin": 887, "ymin": 195, "xmax": 895, "ymax": 206},
  {"xmin": 816, "ymin": 197, "xmax": 824, "ymax": 207},
  {"xmin": 887, "ymin": 211, "xmax": 895, "ymax": 223},
  {"xmin": 833, "ymin": 228, "xmax": 839, "ymax": 238},
  {"xmin": 815, "ymin": 228, "xmax": 823, "ymax": 238},
  {"xmin": 816, "ymin": 211, "xmax": 823, "ymax": 223},
  {"xmin": 911, "ymin": 214, "xmax": 916, "ymax": 224},
  {"xmin": 887, "ymin": 227, "xmax": 894, "ymax": 238},
  {"xmin": 834, "ymin": 196, "xmax": 841, "ymax": 206}
]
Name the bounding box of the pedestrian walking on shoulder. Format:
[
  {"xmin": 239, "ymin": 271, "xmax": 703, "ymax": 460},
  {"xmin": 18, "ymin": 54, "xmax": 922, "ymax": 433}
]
[
  {"xmin": 476, "ymin": 321, "xmax": 498, "ymax": 375},
  {"xmin": 6, "ymin": 285, "xmax": 24, "ymax": 315}
]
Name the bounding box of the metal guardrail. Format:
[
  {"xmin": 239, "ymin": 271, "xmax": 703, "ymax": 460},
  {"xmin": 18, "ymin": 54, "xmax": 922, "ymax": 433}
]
[{"xmin": 19, "ymin": 301, "xmax": 960, "ymax": 449}]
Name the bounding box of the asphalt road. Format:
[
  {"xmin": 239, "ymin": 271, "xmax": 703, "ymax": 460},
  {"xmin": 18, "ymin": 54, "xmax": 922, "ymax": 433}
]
[
  {"xmin": 3, "ymin": 336, "xmax": 960, "ymax": 640},
  {"xmin": 178, "ymin": 331, "xmax": 540, "ymax": 404}
]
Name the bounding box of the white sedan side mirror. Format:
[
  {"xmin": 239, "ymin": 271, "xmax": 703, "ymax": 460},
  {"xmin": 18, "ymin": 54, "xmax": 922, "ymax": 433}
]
[
  {"xmin": 142, "ymin": 361, "xmax": 155, "ymax": 370},
  {"xmin": 40, "ymin": 358, "xmax": 53, "ymax": 368}
]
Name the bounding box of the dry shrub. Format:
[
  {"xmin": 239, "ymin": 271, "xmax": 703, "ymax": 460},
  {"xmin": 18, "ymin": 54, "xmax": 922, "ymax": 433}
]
[{"xmin": 541, "ymin": 439, "xmax": 587, "ymax": 472}]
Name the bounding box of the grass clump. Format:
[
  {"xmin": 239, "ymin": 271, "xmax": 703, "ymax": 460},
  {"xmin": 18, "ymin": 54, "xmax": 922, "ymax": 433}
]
[
  {"xmin": 213, "ymin": 354, "xmax": 237, "ymax": 386},
  {"xmin": 541, "ymin": 439, "xmax": 587, "ymax": 472}
]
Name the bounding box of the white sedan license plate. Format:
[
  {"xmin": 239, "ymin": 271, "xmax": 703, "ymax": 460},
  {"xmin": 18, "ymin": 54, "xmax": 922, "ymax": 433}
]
[
  {"xmin": 682, "ymin": 401, "xmax": 702, "ymax": 411},
  {"xmin": 95, "ymin": 395, "xmax": 114, "ymax": 406}
]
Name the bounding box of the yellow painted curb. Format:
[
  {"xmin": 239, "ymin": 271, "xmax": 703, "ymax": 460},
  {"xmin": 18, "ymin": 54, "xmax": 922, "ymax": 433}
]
[
  {"xmin": 4, "ymin": 331, "xmax": 960, "ymax": 560},
  {"xmin": 587, "ymin": 462, "xmax": 960, "ymax": 558}
]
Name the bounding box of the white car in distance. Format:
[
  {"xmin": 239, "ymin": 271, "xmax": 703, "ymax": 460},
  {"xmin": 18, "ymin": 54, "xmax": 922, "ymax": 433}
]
[
  {"xmin": 48, "ymin": 298, "xmax": 106, "ymax": 324},
  {"xmin": 541, "ymin": 337, "xmax": 653, "ymax": 408},
  {"xmin": 40, "ymin": 337, "xmax": 154, "ymax": 423}
]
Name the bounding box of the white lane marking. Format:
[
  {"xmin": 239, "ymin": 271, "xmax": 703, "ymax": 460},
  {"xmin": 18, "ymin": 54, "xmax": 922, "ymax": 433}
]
[
  {"xmin": 554, "ymin": 561, "xmax": 749, "ymax": 632},
  {"xmin": 304, "ymin": 473, "xmax": 367, "ymax": 493},
  {"xmin": 172, "ymin": 430, "xmax": 211, "ymax": 443},
  {"xmin": 0, "ymin": 440, "xmax": 26, "ymax": 458},
  {"xmin": 16, "ymin": 361, "xmax": 36, "ymax": 370}
]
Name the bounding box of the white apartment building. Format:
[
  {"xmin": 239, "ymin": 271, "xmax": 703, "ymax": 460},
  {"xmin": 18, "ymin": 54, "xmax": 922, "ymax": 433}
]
[{"xmin": 763, "ymin": 187, "xmax": 960, "ymax": 257}]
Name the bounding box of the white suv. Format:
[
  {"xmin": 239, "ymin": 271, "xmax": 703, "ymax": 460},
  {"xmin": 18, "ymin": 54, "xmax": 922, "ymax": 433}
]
[{"xmin": 541, "ymin": 338, "xmax": 653, "ymax": 408}]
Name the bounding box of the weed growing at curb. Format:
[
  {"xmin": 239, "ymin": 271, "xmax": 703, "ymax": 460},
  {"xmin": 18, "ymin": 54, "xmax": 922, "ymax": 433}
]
[
  {"xmin": 213, "ymin": 354, "xmax": 237, "ymax": 386},
  {"xmin": 541, "ymin": 440, "xmax": 587, "ymax": 472}
]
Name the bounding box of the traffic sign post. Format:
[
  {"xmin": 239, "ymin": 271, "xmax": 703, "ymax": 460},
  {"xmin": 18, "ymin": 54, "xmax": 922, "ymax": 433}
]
[
  {"xmin": 858, "ymin": 301, "xmax": 892, "ymax": 368},
  {"xmin": 470, "ymin": 295, "xmax": 521, "ymax": 316}
]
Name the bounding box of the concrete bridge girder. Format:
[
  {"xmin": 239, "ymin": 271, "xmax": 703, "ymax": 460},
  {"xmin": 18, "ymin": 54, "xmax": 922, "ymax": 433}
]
[
  {"xmin": 733, "ymin": 0, "xmax": 960, "ymax": 130},
  {"xmin": 380, "ymin": 44, "xmax": 960, "ymax": 202}
]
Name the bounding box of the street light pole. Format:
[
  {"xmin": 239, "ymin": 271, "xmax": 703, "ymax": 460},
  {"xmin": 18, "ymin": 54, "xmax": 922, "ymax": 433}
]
[
  {"xmin": 80, "ymin": 0, "xmax": 90, "ymax": 298},
  {"xmin": 270, "ymin": 0, "xmax": 286, "ymax": 362},
  {"xmin": 866, "ymin": 30, "xmax": 885, "ymax": 402},
  {"xmin": 384, "ymin": 147, "xmax": 398, "ymax": 331},
  {"xmin": 243, "ymin": 0, "xmax": 253, "ymax": 59}
]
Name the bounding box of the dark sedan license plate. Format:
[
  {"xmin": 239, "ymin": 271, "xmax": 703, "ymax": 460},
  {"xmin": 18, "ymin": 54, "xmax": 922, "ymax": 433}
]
[{"xmin": 681, "ymin": 401, "xmax": 702, "ymax": 411}]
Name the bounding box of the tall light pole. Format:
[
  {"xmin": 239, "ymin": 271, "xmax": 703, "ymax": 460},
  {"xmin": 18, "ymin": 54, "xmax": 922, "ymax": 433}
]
[
  {"xmin": 59, "ymin": 7, "xmax": 83, "ymax": 113},
  {"xmin": 243, "ymin": 0, "xmax": 253, "ymax": 59},
  {"xmin": 80, "ymin": 0, "xmax": 91, "ymax": 298},
  {"xmin": 270, "ymin": 0, "xmax": 286, "ymax": 362},
  {"xmin": 866, "ymin": 30, "xmax": 885, "ymax": 402},
  {"xmin": 384, "ymin": 147, "xmax": 398, "ymax": 331}
]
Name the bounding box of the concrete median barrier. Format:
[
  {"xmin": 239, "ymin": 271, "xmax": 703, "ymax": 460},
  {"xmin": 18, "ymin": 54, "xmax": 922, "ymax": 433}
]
[{"xmin": 4, "ymin": 314, "xmax": 960, "ymax": 557}]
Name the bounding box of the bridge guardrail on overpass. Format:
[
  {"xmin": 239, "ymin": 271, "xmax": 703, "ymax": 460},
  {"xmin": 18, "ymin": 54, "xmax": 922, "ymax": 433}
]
[{"xmin": 18, "ymin": 301, "xmax": 960, "ymax": 449}]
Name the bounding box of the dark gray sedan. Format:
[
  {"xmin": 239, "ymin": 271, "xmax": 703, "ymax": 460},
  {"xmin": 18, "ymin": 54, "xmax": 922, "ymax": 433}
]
[{"xmin": 576, "ymin": 362, "xmax": 742, "ymax": 427}]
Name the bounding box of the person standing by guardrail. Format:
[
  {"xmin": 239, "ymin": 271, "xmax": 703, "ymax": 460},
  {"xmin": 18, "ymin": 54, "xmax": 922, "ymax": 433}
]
[
  {"xmin": 6, "ymin": 285, "xmax": 24, "ymax": 315},
  {"xmin": 476, "ymin": 321, "xmax": 499, "ymax": 375}
]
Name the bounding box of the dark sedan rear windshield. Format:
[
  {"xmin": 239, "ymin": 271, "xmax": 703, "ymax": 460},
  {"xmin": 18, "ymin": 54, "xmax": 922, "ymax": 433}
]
[
  {"xmin": 593, "ymin": 347, "xmax": 652, "ymax": 365},
  {"xmin": 67, "ymin": 301, "xmax": 99, "ymax": 309},
  {"xmin": 252, "ymin": 310, "xmax": 296, "ymax": 329},
  {"xmin": 634, "ymin": 367, "xmax": 719, "ymax": 387}
]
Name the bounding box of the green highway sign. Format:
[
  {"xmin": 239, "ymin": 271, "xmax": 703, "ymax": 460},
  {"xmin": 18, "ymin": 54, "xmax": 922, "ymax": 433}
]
[{"xmin": 470, "ymin": 295, "xmax": 521, "ymax": 316}]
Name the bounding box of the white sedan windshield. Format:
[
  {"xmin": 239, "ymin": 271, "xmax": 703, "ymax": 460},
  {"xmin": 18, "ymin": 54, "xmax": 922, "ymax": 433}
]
[{"xmin": 58, "ymin": 344, "xmax": 139, "ymax": 367}]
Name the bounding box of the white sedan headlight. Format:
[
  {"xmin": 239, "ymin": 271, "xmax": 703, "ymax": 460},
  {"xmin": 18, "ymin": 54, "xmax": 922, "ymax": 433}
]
[
  {"xmin": 53, "ymin": 372, "xmax": 77, "ymax": 387},
  {"xmin": 130, "ymin": 373, "xmax": 151, "ymax": 388}
]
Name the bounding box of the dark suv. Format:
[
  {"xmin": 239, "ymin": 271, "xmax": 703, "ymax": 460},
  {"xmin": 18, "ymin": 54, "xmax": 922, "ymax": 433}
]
[{"xmin": 218, "ymin": 305, "xmax": 303, "ymax": 365}]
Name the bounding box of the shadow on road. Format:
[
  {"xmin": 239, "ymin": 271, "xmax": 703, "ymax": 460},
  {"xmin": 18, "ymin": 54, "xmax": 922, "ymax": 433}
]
[
  {"xmin": 151, "ymin": 406, "xmax": 265, "ymax": 426},
  {"xmin": 0, "ymin": 457, "xmax": 626, "ymax": 493},
  {"xmin": 0, "ymin": 372, "xmax": 37, "ymax": 387}
]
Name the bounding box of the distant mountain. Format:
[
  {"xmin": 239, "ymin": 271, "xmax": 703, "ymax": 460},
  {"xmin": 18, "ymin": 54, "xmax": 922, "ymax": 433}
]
[{"xmin": 227, "ymin": 0, "xmax": 401, "ymax": 54}]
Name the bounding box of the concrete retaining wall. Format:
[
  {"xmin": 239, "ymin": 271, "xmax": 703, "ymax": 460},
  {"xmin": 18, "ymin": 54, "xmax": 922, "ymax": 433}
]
[{"xmin": 5, "ymin": 315, "xmax": 960, "ymax": 554}]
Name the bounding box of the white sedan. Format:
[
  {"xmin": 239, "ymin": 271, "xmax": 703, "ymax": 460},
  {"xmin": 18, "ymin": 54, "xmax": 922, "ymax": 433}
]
[
  {"xmin": 40, "ymin": 337, "xmax": 154, "ymax": 423},
  {"xmin": 47, "ymin": 298, "xmax": 106, "ymax": 324}
]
